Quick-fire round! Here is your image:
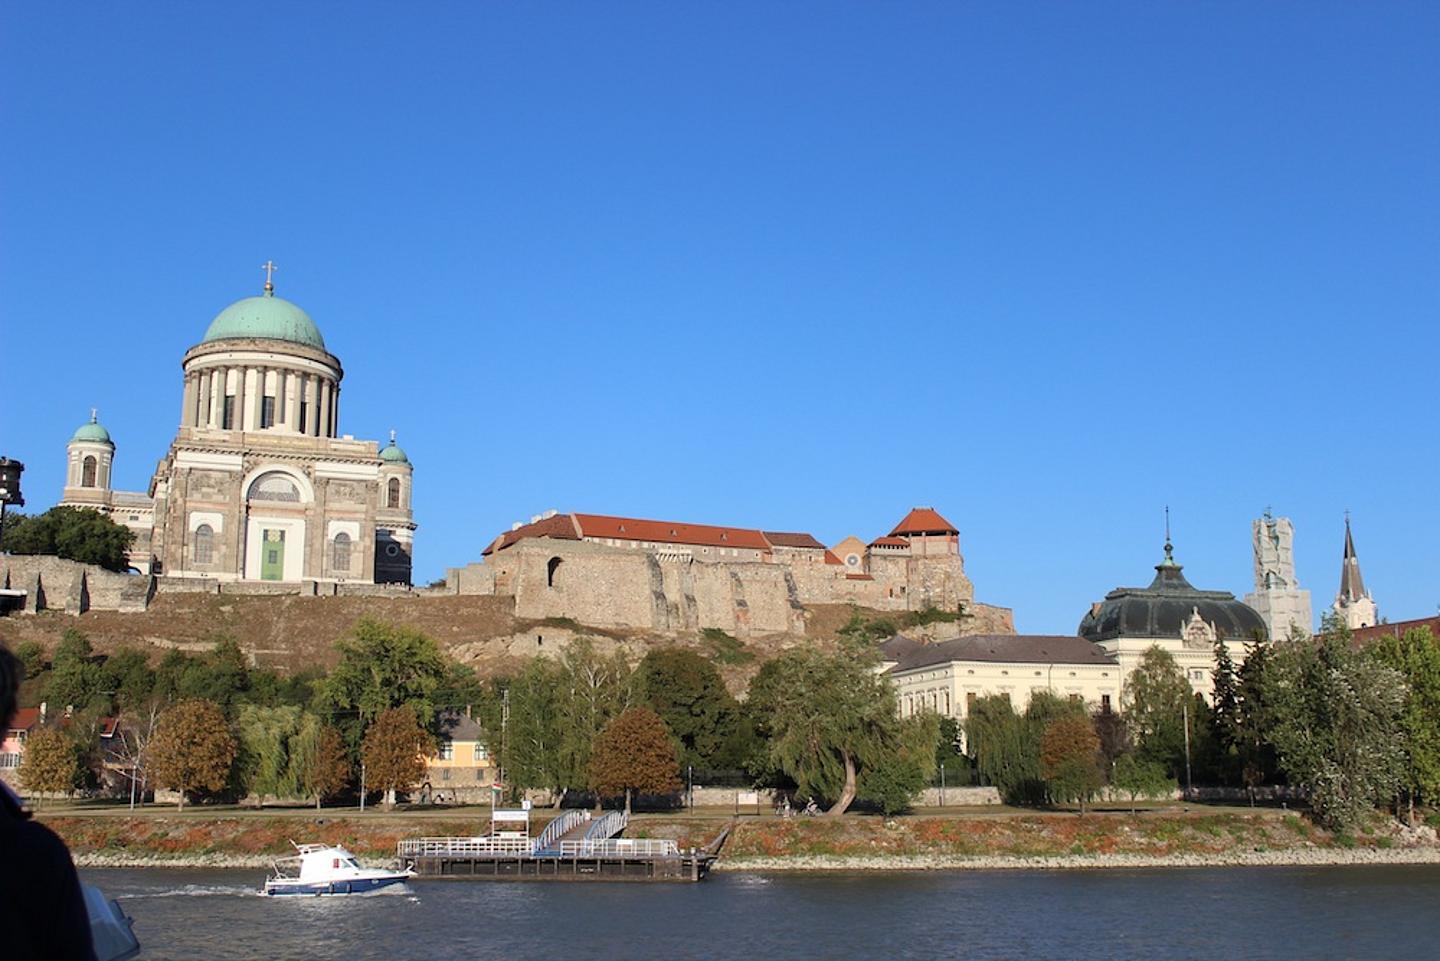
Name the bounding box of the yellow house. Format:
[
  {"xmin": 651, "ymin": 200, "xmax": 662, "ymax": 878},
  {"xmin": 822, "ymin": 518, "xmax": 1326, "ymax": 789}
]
[{"xmin": 422, "ymin": 710, "xmax": 497, "ymax": 804}]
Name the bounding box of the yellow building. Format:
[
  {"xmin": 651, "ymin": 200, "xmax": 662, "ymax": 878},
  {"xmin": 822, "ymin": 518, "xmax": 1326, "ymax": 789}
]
[{"xmin": 422, "ymin": 711, "xmax": 497, "ymax": 804}]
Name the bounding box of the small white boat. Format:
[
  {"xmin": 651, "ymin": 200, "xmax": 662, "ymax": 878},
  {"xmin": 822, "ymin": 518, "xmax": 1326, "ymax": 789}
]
[{"xmin": 263, "ymin": 842, "xmax": 415, "ymax": 897}]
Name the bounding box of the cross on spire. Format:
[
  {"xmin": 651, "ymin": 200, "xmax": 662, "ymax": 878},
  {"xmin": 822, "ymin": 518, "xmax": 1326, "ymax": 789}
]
[
  {"xmin": 90, "ymin": 407, "xmax": 98, "ymax": 423},
  {"xmin": 261, "ymin": 260, "xmax": 278, "ymax": 294},
  {"xmin": 1163, "ymin": 505, "xmax": 1175, "ymax": 563}
]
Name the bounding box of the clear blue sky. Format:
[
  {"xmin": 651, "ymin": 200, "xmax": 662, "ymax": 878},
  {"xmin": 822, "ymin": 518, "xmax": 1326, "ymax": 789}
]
[{"xmin": 2, "ymin": 3, "xmax": 1436, "ymax": 633}]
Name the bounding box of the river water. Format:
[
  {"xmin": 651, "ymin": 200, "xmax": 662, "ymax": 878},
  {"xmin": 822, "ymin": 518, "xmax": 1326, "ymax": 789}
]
[{"xmin": 82, "ymin": 864, "xmax": 1439, "ymax": 960}]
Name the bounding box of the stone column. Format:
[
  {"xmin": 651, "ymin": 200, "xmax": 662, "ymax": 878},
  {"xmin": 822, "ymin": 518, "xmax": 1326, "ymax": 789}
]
[
  {"xmin": 181, "ymin": 372, "xmax": 196, "ymax": 428},
  {"xmin": 276, "ymin": 370, "xmax": 289, "ymax": 428},
  {"xmin": 319, "ymin": 381, "xmax": 333, "ymax": 440},
  {"xmin": 331, "ymin": 385, "xmax": 340, "ymax": 436},
  {"xmin": 306, "ymin": 375, "xmax": 320, "ymax": 436},
  {"xmin": 206, "ymin": 369, "xmax": 221, "ymax": 428},
  {"xmin": 253, "ymin": 367, "xmax": 268, "ymax": 430}
]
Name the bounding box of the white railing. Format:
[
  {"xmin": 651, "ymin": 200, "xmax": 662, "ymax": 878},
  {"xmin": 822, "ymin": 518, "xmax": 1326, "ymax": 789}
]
[
  {"xmin": 0, "ymin": 753, "xmax": 20, "ymax": 769},
  {"xmin": 556, "ymin": 838, "xmax": 679, "ymax": 858},
  {"xmin": 585, "ymin": 810, "xmax": 628, "ymax": 840},
  {"xmin": 534, "ymin": 809, "xmax": 586, "ymax": 851},
  {"xmin": 397, "ymin": 836, "xmax": 536, "ymax": 858}
]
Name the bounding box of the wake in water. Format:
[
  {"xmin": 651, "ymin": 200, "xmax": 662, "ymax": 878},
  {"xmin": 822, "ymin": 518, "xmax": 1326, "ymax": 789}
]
[{"xmin": 123, "ymin": 883, "xmax": 264, "ymax": 899}]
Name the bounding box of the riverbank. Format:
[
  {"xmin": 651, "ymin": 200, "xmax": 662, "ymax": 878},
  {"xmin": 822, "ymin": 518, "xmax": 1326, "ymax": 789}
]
[{"xmin": 43, "ymin": 805, "xmax": 1440, "ymax": 872}]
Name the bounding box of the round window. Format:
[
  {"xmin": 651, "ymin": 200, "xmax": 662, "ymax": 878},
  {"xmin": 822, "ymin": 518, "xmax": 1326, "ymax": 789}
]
[
  {"xmin": 385, "ymin": 544, "xmax": 400, "ymax": 557},
  {"xmin": 845, "ymin": 554, "xmax": 860, "ymax": 567}
]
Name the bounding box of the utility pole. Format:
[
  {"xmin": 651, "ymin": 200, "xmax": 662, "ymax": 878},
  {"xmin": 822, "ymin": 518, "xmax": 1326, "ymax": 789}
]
[{"xmin": 1182, "ymin": 699, "xmax": 1194, "ymax": 802}]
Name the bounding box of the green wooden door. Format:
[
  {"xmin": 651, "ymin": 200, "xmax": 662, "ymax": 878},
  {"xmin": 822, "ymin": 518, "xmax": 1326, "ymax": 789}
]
[{"xmin": 261, "ymin": 529, "xmax": 285, "ymax": 581}]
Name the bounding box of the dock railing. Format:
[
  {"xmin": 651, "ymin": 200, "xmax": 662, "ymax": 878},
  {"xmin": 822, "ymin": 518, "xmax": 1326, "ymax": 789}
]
[
  {"xmin": 556, "ymin": 838, "xmax": 680, "ymax": 858},
  {"xmin": 398, "ymin": 836, "xmax": 536, "ymax": 858},
  {"xmin": 533, "ymin": 809, "xmax": 587, "ymax": 853},
  {"xmin": 584, "ymin": 810, "xmax": 628, "ymax": 840}
]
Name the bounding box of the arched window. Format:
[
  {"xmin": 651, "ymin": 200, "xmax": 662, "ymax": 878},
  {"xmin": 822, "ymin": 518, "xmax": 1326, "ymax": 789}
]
[
  {"xmin": 81, "ymin": 456, "xmax": 97, "ymax": 488},
  {"xmin": 546, "ymin": 556, "xmax": 563, "ymax": 589},
  {"xmin": 332, "ymin": 532, "xmax": 352, "ymax": 573},
  {"xmin": 387, "ymin": 477, "xmax": 401, "ymax": 509},
  {"xmin": 193, "ymin": 524, "xmax": 214, "ymax": 565},
  {"xmin": 247, "ymin": 472, "xmax": 301, "ymax": 503}
]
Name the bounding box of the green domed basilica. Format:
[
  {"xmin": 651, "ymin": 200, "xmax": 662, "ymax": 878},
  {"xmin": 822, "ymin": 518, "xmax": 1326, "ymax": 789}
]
[{"xmin": 59, "ymin": 266, "xmax": 416, "ymax": 585}]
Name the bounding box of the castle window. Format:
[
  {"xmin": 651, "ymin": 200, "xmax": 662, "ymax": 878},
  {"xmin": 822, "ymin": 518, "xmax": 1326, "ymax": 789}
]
[
  {"xmin": 547, "ymin": 556, "xmax": 563, "ymax": 589},
  {"xmin": 81, "ymin": 456, "xmax": 97, "ymax": 488},
  {"xmin": 387, "ymin": 478, "xmax": 401, "ymax": 509},
  {"xmin": 332, "ymin": 532, "xmax": 352, "ymax": 572},
  {"xmin": 193, "ymin": 524, "xmax": 214, "ymax": 565},
  {"xmin": 260, "ymin": 396, "xmax": 276, "ymax": 428}
]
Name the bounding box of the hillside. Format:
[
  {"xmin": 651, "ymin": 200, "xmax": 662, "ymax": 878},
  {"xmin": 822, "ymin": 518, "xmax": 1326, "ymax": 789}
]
[{"xmin": 0, "ymin": 592, "xmax": 912, "ymax": 688}]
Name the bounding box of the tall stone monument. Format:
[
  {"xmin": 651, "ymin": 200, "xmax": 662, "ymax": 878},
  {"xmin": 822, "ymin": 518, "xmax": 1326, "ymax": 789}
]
[{"xmin": 1242, "ymin": 511, "xmax": 1313, "ymax": 640}]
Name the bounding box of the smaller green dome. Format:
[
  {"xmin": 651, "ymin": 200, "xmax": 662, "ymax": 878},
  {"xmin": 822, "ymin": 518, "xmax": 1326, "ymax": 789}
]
[
  {"xmin": 72, "ymin": 410, "xmax": 113, "ymax": 445},
  {"xmin": 202, "ymin": 292, "xmax": 326, "ymax": 349},
  {"xmin": 380, "ymin": 431, "xmax": 410, "ymax": 465}
]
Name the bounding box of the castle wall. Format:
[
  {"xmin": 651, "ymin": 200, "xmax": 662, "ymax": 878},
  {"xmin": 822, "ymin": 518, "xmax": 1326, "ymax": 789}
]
[{"xmin": 0, "ymin": 556, "xmax": 152, "ymax": 613}]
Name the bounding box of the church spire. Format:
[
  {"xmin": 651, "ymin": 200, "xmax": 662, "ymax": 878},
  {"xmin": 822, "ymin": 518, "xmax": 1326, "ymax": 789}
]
[{"xmin": 1338, "ymin": 513, "xmax": 1368, "ymax": 603}]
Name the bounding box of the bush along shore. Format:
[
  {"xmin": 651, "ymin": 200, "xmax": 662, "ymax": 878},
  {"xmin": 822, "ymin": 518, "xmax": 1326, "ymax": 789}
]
[{"xmin": 51, "ymin": 808, "xmax": 1440, "ymax": 872}]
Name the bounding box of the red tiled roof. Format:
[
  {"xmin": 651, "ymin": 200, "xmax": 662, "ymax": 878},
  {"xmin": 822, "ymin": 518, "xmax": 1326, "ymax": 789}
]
[
  {"xmin": 573, "ymin": 514, "xmax": 772, "ymax": 551},
  {"xmin": 845, "ymin": 573, "xmax": 875, "ymax": 581},
  {"xmin": 764, "ymin": 531, "xmax": 827, "ymax": 550},
  {"xmin": 888, "ymin": 507, "xmax": 959, "ymax": 537},
  {"xmin": 1347, "ymin": 616, "xmax": 1440, "ymax": 647},
  {"xmin": 8, "ymin": 707, "xmax": 40, "ymax": 733},
  {"xmin": 483, "ymin": 513, "xmax": 581, "ymax": 555},
  {"xmin": 870, "ymin": 536, "xmax": 909, "ymax": 548},
  {"xmin": 823, "ymin": 550, "xmax": 843, "ymax": 566}
]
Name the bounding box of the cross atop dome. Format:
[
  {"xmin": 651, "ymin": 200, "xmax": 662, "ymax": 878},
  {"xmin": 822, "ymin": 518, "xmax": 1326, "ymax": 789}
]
[{"xmin": 262, "ymin": 260, "xmax": 277, "ymax": 295}]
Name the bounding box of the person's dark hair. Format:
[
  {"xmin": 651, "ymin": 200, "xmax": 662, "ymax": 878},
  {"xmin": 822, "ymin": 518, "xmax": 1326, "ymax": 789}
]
[{"xmin": 0, "ymin": 645, "xmax": 22, "ymax": 733}]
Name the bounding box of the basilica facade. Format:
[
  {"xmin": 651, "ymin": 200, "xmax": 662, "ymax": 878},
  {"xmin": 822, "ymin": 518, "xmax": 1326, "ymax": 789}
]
[{"xmin": 58, "ymin": 270, "xmax": 415, "ymax": 585}]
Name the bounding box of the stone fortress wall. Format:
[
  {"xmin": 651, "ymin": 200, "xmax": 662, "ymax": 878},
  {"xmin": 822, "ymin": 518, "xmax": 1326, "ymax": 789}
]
[{"xmin": 442, "ymin": 507, "xmax": 1016, "ymax": 638}]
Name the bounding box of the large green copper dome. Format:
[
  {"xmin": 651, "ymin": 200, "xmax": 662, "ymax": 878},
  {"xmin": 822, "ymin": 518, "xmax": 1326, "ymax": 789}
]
[{"xmin": 202, "ymin": 292, "xmax": 326, "ymax": 350}]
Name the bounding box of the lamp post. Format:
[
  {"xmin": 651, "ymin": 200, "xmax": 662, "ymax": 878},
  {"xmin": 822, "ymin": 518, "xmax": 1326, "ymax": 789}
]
[
  {"xmin": 0, "ymin": 457, "xmax": 24, "ymax": 550},
  {"xmin": 940, "ymin": 761, "xmax": 946, "ymax": 808}
]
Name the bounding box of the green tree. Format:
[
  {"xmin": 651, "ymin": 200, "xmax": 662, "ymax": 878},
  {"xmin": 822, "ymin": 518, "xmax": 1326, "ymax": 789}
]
[
  {"xmin": 149, "ymin": 699, "xmax": 237, "ymax": 810},
  {"xmin": 19, "ymin": 726, "xmax": 80, "ymax": 805},
  {"xmin": 1111, "ymin": 754, "xmax": 1174, "ymax": 812},
  {"xmin": 1209, "ymin": 639, "xmax": 1242, "ymax": 784},
  {"xmin": 1040, "ymin": 714, "xmax": 1104, "ymax": 813},
  {"xmin": 1368, "ymin": 626, "xmax": 1440, "ymax": 824},
  {"xmin": 965, "ymin": 693, "xmax": 1087, "ymax": 806},
  {"xmin": 637, "ymin": 648, "xmax": 744, "ymax": 769},
  {"xmin": 746, "ymin": 643, "xmax": 906, "ymax": 815},
  {"xmin": 361, "ymin": 706, "xmax": 431, "ymax": 810},
  {"xmin": 290, "ymin": 715, "xmax": 352, "ymax": 809},
  {"xmin": 0, "ymin": 506, "xmax": 134, "ymax": 571},
  {"xmin": 1262, "ymin": 618, "xmax": 1406, "ymax": 831},
  {"xmin": 935, "ymin": 714, "xmax": 964, "ymax": 771},
  {"xmin": 860, "ymin": 713, "xmax": 938, "ymax": 815},
  {"xmin": 553, "ymin": 639, "xmax": 634, "ymax": 803},
  {"xmin": 499, "ymin": 658, "xmax": 568, "ymax": 801},
  {"xmin": 586, "ymin": 706, "xmax": 681, "ymax": 813},
  {"xmin": 234, "ymin": 703, "xmax": 303, "ymax": 806},
  {"xmin": 13, "ymin": 640, "xmax": 45, "ymax": 679},
  {"xmin": 1235, "ymin": 638, "xmax": 1281, "ymax": 794},
  {"xmin": 1123, "ymin": 646, "xmax": 1192, "ymax": 777},
  {"xmin": 319, "ymin": 619, "xmax": 447, "ymax": 748},
  {"xmin": 43, "ymin": 629, "xmax": 111, "ymax": 713},
  {"xmin": 104, "ymin": 647, "xmax": 155, "ymax": 712}
]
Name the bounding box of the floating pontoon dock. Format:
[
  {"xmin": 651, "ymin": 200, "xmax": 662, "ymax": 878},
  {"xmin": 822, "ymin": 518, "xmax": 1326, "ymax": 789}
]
[{"xmin": 397, "ymin": 809, "xmax": 719, "ymax": 883}]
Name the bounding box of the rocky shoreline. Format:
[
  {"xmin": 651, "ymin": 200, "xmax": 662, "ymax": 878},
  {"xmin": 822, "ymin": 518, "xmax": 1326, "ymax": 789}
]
[
  {"xmin": 74, "ymin": 845, "xmax": 1440, "ymax": 873},
  {"xmin": 714, "ymin": 845, "xmax": 1440, "ymax": 872}
]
